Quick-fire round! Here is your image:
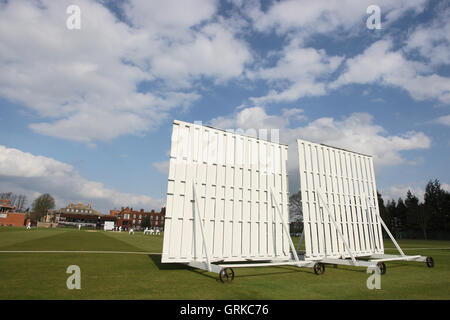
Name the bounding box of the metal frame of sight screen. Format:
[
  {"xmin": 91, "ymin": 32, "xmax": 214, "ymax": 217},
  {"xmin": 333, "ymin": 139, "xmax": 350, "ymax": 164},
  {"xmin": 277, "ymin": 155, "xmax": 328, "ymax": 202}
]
[
  {"xmin": 297, "ymin": 139, "xmax": 384, "ymax": 260},
  {"xmin": 162, "ymin": 120, "xmax": 290, "ymax": 263}
]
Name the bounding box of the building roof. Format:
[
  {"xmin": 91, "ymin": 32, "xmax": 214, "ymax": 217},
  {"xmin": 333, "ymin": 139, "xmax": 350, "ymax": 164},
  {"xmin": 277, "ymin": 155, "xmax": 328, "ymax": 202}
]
[{"xmin": 50, "ymin": 202, "xmax": 101, "ymax": 215}]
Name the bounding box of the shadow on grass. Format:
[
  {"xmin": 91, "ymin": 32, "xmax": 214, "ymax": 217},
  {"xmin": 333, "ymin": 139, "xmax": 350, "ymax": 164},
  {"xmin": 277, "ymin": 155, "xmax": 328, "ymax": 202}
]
[
  {"xmin": 147, "ymin": 254, "xmax": 222, "ymax": 282},
  {"xmin": 148, "ymin": 254, "xmax": 318, "ymax": 282}
]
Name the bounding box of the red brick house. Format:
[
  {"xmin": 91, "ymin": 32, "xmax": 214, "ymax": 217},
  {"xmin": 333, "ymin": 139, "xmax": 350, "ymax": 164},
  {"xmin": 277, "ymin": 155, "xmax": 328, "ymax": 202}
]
[
  {"xmin": 0, "ymin": 199, "xmax": 26, "ymax": 227},
  {"xmin": 110, "ymin": 207, "xmax": 165, "ymax": 230}
]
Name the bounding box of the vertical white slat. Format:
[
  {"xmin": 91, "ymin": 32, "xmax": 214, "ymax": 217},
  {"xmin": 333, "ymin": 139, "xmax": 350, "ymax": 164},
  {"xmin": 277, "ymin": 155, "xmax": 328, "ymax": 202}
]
[
  {"xmin": 263, "ymin": 141, "xmax": 274, "ymax": 257},
  {"xmin": 369, "ymin": 157, "xmax": 384, "ymax": 253},
  {"xmin": 349, "ymin": 152, "xmax": 363, "ymax": 253},
  {"xmin": 223, "ymin": 133, "xmax": 233, "ymax": 259},
  {"xmin": 356, "ymin": 154, "xmax": 370, "ymax": 254},
  {"xmin": 333, "ymin": 149, "xmax": 345, "ymax": 256},
  {"xmin": 350, "ymin": 153, "xmax": 364, "ymax": 254},
  {"xmin": 172, "ymin": 122, "xmax": 188, "ymax": 259},
  {"xmin": 297, "ymin": 141, "xmax": 310, "ymax": 257},
  {"xmin": 323, "ymin": 146, "xmax": 338, "ymax": 256},
  {"xmin": 250, "ymin": 138, "xmax": 258, "ymax": 257},
  {"xmin": 271, "ymin": 144, "xmax": 282, "ymax": 257},
  {"xmin": 359, "ymin": 155, "xmax": 374, "ymax": 253},
  {"xmin": 304, "ymin": 142, "xmax": 317, "ymax": 257},
  {"xmin": 334, "ymin": 149, "xmax": 347, "ymax": 256},
  {"xmin": 316, "ymin": 145, "xmax": 328, "ymax": 257},
  {"xmin": 281, "ymin": 145, "xmax": 290, "ymax": 256},
  {"xmin": 214, "ymin": 132, "xmax": 226, "ymax": 259},
  {"xmin": 204, "ymin": 130, "xmax": 218, "ymax": 259},
  {"xmin": 340, "ymin": 151, "xmax": 356, "ymax": 254},
  {"xmin": 162, "ymin": 121, "xmax": 179, "ymax": 262},
  {"xmin": 242, "ymin": 136, "xmax": 251, "ymax": 258},
  {"xmin": 364, "ymin": 156, "xmax": 380, "ymax": 252},
  {"xmin": 312, "ymin": 144, "xmax": 325, "ymax": 257},
  {"xmin": 179, "ymin": 124, "xmax": 194, "ymax": 259}
]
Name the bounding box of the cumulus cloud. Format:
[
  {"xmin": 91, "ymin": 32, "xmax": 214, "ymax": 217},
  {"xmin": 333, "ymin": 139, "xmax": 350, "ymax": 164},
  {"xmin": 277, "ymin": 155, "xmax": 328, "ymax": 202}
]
[
  {"xmin": 406, "ymin": 6, "xmax": 450, "ymax": 66},
  {"xmin": 0, "ymin": 0, "xmax": 251, "ymax": 144},
  {"xmin": 330, "ymin": 39, "xmax": 450, "ymax": 104},
  {"xmin": 434, "ymin": 115, "xmax": 450, "ymax": 126},
  {"xmin": 152, "ymin": 160, "xmax": 170, "ymax": 175},
  {"xmin": 0, "ymin": 145, "xmax": 163, "ymax": 212},
  {"xmin": 245, "ymin": 0, "xmax": 427, "ymax": 36},
  {"xmin": 380, "ymin": 184, "xmax": 426, "ymax": 202},
  {"xmin": 249, "ymin": 44, "xmax": 343, "ymax": 104}
]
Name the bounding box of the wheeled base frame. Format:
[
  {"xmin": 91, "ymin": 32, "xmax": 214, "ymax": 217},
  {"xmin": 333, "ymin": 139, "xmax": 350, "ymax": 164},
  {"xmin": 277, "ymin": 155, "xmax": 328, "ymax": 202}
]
[
  {"xmin": 184, "ymin": 183, "xmax": 434, "ymax": 283},
  {"xmin": 185, "ymin": 253, "xmax": 434, "ymax": 283}
]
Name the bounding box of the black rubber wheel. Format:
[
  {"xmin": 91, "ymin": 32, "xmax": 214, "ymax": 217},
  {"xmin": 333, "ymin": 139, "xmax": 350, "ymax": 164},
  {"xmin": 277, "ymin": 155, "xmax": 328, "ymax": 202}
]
[
  {"xmin": 219, "ymin": 268, "xmax": 235, "ymax": 283},
  {"xmin": 377, "ymin": 262, "xmax": 386, "ymax": 275},
  {"xmin": 426, "ymin": 256, "xmax": 434, "ymax": 268},
  {"xmin": 313, "ymin": 263, "xmax": 325, "ymax": 275}
]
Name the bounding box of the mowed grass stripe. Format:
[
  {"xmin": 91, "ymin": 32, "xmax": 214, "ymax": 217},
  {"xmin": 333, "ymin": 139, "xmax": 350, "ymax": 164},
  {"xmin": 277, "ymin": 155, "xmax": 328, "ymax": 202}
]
[
  {"xmin": 102, "ymin": 230, "xmax": 164, "ymax": 252},
  {"xmin": 0, "ymin": 229, "xmax": 142, "ymax": 252},
  {"xmin": 0, "ymin": 228, "xmax": 69, "ymax": 249}
]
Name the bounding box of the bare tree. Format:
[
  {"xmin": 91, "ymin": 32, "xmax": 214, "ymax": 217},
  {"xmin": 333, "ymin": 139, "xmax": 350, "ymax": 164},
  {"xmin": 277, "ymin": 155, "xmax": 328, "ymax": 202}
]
[{"xmin": 32, "ymin": 194, "xmax": 55, "ymax": 221}]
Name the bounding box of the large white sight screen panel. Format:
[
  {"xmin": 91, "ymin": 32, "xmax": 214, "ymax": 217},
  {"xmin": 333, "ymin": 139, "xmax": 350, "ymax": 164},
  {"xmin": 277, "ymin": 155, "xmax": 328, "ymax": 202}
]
[
  {"xmin": 162, "ymin": 120, "xmax": 291, "ymax": 263},
  {"xmin": 297, "ymin": 139, "xmax": 384, "ymax": 260}
]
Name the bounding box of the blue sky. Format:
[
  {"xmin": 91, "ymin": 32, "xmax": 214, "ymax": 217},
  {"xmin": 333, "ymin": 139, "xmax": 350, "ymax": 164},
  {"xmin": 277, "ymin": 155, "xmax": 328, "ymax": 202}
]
[{"xmin": 0, "ymin": 0, "xmax": 449, "ymax": 213}]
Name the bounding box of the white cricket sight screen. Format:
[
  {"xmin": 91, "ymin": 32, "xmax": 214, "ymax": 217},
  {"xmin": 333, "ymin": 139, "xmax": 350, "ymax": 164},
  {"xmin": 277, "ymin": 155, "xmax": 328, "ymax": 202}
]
[
  {"xmin": 162, "ymin": 120, "xmax": 290, "ymax": 263},
  {"xmin": 297, "ymin": 139, "xmax": 384, "ymax": 260}
]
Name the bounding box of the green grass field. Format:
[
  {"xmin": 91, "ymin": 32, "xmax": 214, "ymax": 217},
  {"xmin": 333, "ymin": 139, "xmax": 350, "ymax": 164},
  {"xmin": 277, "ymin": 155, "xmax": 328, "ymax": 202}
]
[{"xmin": 0, "ymin": 227, "xmax": 448, "ymax": 300}]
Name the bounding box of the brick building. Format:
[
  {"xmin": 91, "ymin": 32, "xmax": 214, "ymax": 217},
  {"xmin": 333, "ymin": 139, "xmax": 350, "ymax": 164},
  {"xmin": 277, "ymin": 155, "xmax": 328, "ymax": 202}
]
[
  {"xmin": 0, "ymin": 199, "xmax": 26, "ymax": 227},
  {"xmin": 48, "ymin": 202, "xmax": 115, "ymax": 229},
  {"xmin": 110, "ymin": 207, "xmax": 165, "ymax": 230}
]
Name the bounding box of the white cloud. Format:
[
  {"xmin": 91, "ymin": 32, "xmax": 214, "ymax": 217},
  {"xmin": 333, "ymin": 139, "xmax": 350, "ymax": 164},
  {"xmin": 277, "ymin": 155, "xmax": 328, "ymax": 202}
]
[
  {"xmin": 434, "ymin": 115, "xmax": 450, "ymax": 126},
  {"xmin": 124, "ymin": 0, "xmax": 217, "ymax": 32},
  {"xmin": 380, "ymin": 184, "xmax": 425, "ymax": 202},
  {"xmin": 152, "ymin": 160, "xmax": 170, "ymax": 175},
  {"xmin": 0, "ymin": 145, "xmax": 162, "ymax": 213},
  {"xmin": 330, "ymin": 39, "xmax": 450, "ymax": 104},
  {"xmin": 406, "ymin": 7, "xmax": 450, "ymax": 66},
  {"xmin": 442, "ymin": 183, "xmax": 450, "ymax": 193},
  {"xmin": 249, "ymin": 44, "xmax": 343, "ymax": 104},
  {"xmin": 246, "ymin": 0, "xmax": 427, "ymax": 36},
  {"xmin": 0, "ymin": 0, "xmax": 251, "ymax": 144},
  {"xmin": 210, "ymin": 106, "xmax": 290, "ymax": 130},
  {"xmin": 380, "ymin": 181, "xmax": 450, "ymax": 203}
]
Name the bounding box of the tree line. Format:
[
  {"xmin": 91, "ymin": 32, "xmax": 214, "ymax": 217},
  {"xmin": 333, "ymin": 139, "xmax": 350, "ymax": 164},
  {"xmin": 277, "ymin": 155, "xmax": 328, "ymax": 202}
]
[
  {"xmin": 289, "ymin": 179, "xmax": 450, "ymax": 240},
  {"xmin": 379, "ymin": 179, "xmax": 449, "ymax": 240}
]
